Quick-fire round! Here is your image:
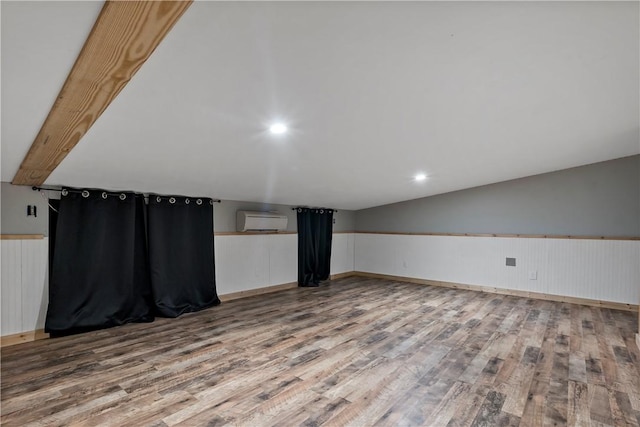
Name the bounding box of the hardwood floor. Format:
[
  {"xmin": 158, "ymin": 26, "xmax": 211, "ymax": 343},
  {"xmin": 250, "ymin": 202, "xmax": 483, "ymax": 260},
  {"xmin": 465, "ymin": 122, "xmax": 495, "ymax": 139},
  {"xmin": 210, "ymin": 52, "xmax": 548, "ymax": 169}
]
[{"xmin": 1, "ymin": 276, "xmax": 639, "ymax": 426}]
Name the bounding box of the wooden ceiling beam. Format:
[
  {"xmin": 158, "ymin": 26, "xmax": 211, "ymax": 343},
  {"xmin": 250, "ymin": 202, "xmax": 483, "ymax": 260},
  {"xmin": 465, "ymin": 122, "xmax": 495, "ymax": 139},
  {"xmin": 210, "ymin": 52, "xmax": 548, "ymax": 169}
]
[{"xmin": 12, "ymin": 0, "xmax": 192, "ymax": 186}]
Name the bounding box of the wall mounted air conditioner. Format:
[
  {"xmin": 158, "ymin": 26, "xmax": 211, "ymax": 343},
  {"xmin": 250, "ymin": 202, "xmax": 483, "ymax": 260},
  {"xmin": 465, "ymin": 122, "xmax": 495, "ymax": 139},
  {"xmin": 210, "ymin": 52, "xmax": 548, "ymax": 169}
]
[{"xmin": 236, "ymin": 211, "xmax": 288, "ymax": 232}]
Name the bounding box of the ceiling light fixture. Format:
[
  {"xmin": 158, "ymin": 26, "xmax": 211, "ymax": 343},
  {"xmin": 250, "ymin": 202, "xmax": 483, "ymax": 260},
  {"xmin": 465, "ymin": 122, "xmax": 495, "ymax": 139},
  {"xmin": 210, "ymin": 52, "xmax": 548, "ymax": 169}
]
[
  {"xmin": 269, "ymin": 123, "xmax": 288, "ymax": 134},
  {"xmin": 414, "ymin": 173, "xmax": 427, "ymax": 182}
]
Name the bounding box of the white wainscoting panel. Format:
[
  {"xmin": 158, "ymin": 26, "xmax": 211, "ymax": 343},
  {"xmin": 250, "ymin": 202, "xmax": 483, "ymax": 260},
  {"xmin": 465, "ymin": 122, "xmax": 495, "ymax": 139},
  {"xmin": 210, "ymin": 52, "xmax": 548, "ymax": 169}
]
[
  {"xmin": 215, "ymin": 232, "xmax": 354, "ymax": 295},
  {"xmin": 21, "ymin": 239, "xmax": 49, "ymax": 332},
  {"xmin": 331, "ymin": 233, "xmax": 355, "ymax": 275},
  {"xmin": 215, "ymin": 234, "xmax": 297, "ymax": 296},
  {"xmin": 268, "ymin": 234, "xmax": 298, "ymax": 286},
  {"xmin": 1, "ymin": 240, "xmax": 22, "ymax": 335},
  {"xmin": 215, "ymin": 235, "xmax": 270, "ymax": 295},
  {"xmin": 1, "ymin": 238, "xmax": 48, "ymax": 336},
  {"xmin": 355, "ymin": 233, "xmax": 639, "ymax": 305},
  {"xmin": 544, "ymin": 239, "xmax": 640, "ymax": 304}
]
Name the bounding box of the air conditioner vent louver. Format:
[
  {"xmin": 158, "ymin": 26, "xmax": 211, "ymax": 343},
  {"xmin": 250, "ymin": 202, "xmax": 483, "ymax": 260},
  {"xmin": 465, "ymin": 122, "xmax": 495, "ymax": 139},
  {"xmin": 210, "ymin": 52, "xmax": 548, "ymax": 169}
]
[{"xmin": 236, "ymin": 211, "xmax": 288, "ymax": 232}]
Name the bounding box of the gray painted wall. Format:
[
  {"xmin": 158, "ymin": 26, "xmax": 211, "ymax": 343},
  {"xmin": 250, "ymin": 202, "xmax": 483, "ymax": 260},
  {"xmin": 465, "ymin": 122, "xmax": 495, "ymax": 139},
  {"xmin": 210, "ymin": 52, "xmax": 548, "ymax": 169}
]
[
  {"xmin": 0, "ymin": 183, "xmax": 56, "ymax": 235},
  {"xmin": 0, "ymin": 183, "xmax": 356, "ymax": 234},
  {"xmin": 213, "ymin": 200, "xmax": 355, "ymax": 233},
  {"xmin": 356, "ymin": 155, "xmax": 640, "ymax": 237},
  {"xmin": 3, "ymin": 155, "xmax": 635, "ymax": 236},
  {"xmin": 214, "ymin": 200, "xmax": 298, "ymax": 233}
]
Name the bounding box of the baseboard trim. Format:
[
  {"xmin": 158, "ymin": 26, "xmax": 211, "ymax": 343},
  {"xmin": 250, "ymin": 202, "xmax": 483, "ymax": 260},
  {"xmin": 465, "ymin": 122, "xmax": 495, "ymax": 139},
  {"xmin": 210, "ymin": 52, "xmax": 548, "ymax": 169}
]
[
  {"xmin": 330, "ymin": 272, "xmax": 356, "ymax": 280},
  {"xmin": 1, "ymin": 329, "xmax": 49, "ymax": 348},
  {"xmin": 0, "ymin": 234, "xmax": 44, "ymax": 240},
  {"xmin": 219, "ymin": 282, "xmax": 298, "ymax": 302},
  {"xmin": 352, "ymin": 271, "xmax": 638, "ymax": 312}
]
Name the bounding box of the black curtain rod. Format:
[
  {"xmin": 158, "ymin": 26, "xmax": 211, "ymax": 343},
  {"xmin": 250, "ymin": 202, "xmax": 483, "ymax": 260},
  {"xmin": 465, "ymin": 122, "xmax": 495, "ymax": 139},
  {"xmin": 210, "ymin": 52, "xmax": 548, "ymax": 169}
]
[
  {"xmin": 292, "ymin": 206, "xmax": 338, "ymax": 212},
  {"xmin": 32, "ymin": 186, "xmax": 61, "ymax": 192},
  {"xmin": 32, "ymin": 186, "xmax": 221, "ymax": 203}
]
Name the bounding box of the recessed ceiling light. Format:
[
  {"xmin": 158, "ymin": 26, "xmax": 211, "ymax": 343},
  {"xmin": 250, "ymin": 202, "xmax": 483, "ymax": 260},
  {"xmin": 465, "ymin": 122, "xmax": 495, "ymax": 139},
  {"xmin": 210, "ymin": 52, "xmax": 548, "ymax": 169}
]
[
  {"xmin": 269, "ymin": 123, "xmax": 288, "ymax": 134},
  {"xmin": 414, "ymin": 173, "xmax": 427, "ymax": 182}
]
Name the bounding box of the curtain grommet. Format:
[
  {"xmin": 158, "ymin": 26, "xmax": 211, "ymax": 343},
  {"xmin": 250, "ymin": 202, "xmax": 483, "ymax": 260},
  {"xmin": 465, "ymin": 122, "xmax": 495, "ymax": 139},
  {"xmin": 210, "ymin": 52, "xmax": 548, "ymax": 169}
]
[
  {"xmin": 185, "ymin": 199, "xmax": 190, "ymax": 204},
  {"xmin": 101, "ymin": 192, "xmax": 108, "ymax": 199},
  {"xmin": 81, "ymin": 190, "xmax": 90, "ymax": 198},
  {"xmin": 169, "ymin": 197, "xmax": 176, "ymax": 204},
  {"xmin": 320, "ymin": 209, "xmax": 324, "ymax": 214},
  {"xmin": 210, "ymin": 199, "xmax": 214, "ymax": 205},
  {"xmin": 61, "ymin": 189, "xmax": 68, "ymax": 197},
  {"xmin": 196, "ymin": 199, "xmax": 202, "ymax": 205},
  {"xmin": 156, "ymin": 196, "xmax": 161, "ymax": 203},
  {"xmin": 119, "ymin": 193, "xmax": 126, "ymax": 201}
]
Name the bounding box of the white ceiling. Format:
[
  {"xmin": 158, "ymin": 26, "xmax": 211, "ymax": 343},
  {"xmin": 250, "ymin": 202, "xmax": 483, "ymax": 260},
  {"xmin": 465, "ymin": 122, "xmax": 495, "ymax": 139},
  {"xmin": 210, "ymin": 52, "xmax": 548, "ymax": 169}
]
[{"xmin": 2, "ymin": 1, "xmax": 638, "ymax": 210}]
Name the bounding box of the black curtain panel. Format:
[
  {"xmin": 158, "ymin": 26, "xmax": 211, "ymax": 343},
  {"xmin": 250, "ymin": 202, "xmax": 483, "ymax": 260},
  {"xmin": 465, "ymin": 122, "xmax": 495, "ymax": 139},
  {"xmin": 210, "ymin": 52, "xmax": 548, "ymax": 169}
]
[
  {"xmin": 147, "ymin": 196, "xmax": 220, "ymax": 317},
  {"xmin": 45, "ymin": 189, "xmax": 154, "ymax": 336},
  {"xmin": 316, "ymin": 210, "xmax": 334, "ymax": 280},
  {"xmin": 297, "ymin": 208, "xmax": 334, "ymax": 287},
  {"xmin": 48, "ymin": 199, "xmax": 60, "ymax": 279},
  {"xmin": 297, "ymin": 209, "xmax": 316, "ymax": 286}
]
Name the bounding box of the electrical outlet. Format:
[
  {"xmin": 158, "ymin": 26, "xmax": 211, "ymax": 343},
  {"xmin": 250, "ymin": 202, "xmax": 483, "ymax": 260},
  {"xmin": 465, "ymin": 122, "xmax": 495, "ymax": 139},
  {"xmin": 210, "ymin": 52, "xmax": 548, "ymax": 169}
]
[
  {"xmin": 506, "ymin": 257, "xmax": 516, "ymax": 267},
  {"xmin": 528, "ymin": 271, "xmax": 537, "ymax": 280}
]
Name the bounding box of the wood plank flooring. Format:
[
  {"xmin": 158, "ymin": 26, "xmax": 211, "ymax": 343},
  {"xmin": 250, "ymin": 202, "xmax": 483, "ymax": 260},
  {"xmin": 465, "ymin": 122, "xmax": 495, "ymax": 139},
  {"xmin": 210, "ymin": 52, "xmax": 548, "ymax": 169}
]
[{"xmin": 1, "ymin": 277, "xmax": 639, "ymax": 426}]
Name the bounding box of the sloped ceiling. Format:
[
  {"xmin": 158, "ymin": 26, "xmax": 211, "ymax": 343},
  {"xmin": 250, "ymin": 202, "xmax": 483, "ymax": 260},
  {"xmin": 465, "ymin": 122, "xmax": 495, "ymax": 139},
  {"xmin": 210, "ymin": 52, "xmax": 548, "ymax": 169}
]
[{"xmin": 2, "ymin": 1, "xmax": 638, "ymax": 210}]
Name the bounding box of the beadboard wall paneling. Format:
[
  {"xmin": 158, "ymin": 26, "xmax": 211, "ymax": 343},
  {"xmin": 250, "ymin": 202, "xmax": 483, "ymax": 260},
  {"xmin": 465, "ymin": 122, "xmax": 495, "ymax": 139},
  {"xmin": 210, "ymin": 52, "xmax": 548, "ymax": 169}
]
[
  {"xmin": 354, "ymin": 233, "xmax": 639, "ymax": 305},
  {"xmin": 267, "ymin": 233, "xmax": 298, "ymax": 287},
  {"xmin": 1, "ymin": 240, "xmax": 22, "ymax": 335},
  {"xmin": 215, "ymin": 232, "xmax": 356, "ymax": 296},
  {"xmin": 1, "ymin": 238, "xmax": 48, "ymax": 336},
  {"xmin": 330, "ymin": 232, "xmax": 355, "ymax": 276},
  {"xmin": 20, "ymin": 239, "xmax": 49, "ymax": 332},
  {"xmin": 215, "ymin": 234, "xmax": 274, "ymax": 296}
]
